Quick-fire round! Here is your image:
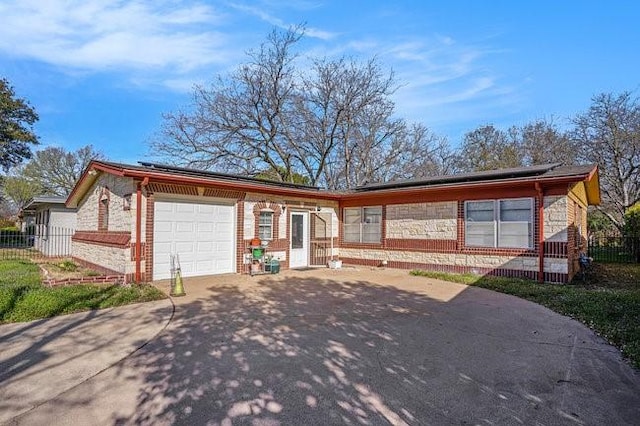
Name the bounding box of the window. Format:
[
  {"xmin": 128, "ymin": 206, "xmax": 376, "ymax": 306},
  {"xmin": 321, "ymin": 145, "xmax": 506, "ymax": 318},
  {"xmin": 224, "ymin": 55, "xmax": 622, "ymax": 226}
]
[
  {"xmin": 465, "ymin": 198, "xmax": 533, "ymax": 248},
  {"xmin": 343, "ymin": 206, "xmax": 382, "ymax": 243},
  {"xmin": 258, "ymin": 211, "xmax": 274, "ymax": 240}
]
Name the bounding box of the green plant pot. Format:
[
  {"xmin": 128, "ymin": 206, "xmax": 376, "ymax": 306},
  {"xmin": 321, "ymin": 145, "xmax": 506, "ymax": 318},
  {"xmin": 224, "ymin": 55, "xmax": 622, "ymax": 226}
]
[{"xmin": 251, "ymin": 247, "xmax": 264, "ymax": 259}]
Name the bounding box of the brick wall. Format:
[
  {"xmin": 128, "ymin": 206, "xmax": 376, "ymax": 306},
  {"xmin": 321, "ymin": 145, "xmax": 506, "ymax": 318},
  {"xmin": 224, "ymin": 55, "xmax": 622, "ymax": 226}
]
[{"xmin": 338, "ymin": 195, "xmax": 571, "ymax": 283}]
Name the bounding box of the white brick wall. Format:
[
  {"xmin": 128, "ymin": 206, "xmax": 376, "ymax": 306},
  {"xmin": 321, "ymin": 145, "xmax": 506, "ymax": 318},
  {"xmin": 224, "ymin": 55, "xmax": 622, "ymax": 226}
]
[
  {"xmin": 544, "ymin": 196, "xmax": 568, "ymax": 242},
  {"xmin": 72, "ymin": 241, "xmax": 130, "ymax": 273},
  {"xmin": 339, "ymin": 247, "xmax": 567, "ymax": 274},
  {"xmin": 386, "ymin": 201, "xmax": 457, "ymax": 239},
  {"xmin": 76, "ymin": 174, "xmax": 134, "ymax": 232}
]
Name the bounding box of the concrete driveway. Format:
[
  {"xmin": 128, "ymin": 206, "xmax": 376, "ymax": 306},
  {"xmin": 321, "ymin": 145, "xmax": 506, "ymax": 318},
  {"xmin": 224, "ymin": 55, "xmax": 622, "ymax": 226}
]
[{"xmin": 5, "ymin": 268, "xmax": 640, "ymax": 425}]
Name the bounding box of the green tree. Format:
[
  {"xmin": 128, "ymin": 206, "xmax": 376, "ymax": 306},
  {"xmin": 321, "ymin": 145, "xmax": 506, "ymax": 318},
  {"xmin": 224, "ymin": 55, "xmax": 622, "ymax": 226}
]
[
  {"xmin": 1, "ymin": 175, "xmax": 41, "ymax": 213},
  {"xmin": 517, "ymin": 118, "xmax": 576, "ymax": 166},
  {"xmin": 0, "ymin": 78, "xmax": 39, "ymax": 171},
  {"xmin": 254, "ymin": 165, "xmax": 311, "ymax": 185},
  {"xmin": 457, "ymin": 124, "xmax": 522, "ymax": 172}
]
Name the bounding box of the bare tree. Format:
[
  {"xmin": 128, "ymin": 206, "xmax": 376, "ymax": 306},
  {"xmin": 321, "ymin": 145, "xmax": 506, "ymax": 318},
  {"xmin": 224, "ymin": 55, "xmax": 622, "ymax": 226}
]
[
  {"xmin": 153, "ymin": 27, "xmax": 303, "ymax": 181},
  {"xmin": 297, "ymin": 57, "xmax": 400, "ymax": 188},
  {"xmin": 573, "ymin": 91, "xmax": 640, "ymax": 230},
  {"xmin": 21, "ymin": 145, "xmax": 105, "ymax": 196},
  {"xmin": 152, "ymin": 27, "xmax": 450, "ymax": 189}
]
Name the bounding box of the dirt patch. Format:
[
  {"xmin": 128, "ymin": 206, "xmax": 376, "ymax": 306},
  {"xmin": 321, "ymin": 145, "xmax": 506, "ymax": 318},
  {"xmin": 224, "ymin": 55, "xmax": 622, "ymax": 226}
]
[{"xmin": 35, "ymin": 258, "xmax": 102, "ymax": 282}]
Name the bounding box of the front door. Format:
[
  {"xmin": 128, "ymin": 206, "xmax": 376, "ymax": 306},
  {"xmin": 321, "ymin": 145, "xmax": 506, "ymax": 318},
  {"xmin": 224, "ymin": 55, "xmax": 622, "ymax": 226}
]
[{"xmin": 289, "ymin": 212, "xmax": 309, "ymax": 268}]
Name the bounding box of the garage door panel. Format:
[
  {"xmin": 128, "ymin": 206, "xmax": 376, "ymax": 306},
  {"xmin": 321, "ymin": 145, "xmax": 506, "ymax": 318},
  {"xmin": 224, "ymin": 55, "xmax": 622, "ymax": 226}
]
[
  {"xmin": 197, "ymin": 241, "xmax": 214, "ymax": 252},
  {"xmin": 197, "ymin": 222, "xmax": 214, "ymax": 232},
  {"xmin": 176, "ymin": 203, "xmax": 196, "ymax": 213},
  {"xmin": 175, "ymin": 242, "xmax": 195, "ymax": 253},
  {"xmin": 153, "ymin": 200, "xmax": 235, "ymax": 280},
  {"xmin": 175, "ymin": 222, "xmax": 194, "ymax": 233},
  {"xmin": 197, "ymin": 204, "xmax": 215, "ymax": 214},
  {"xmin": 216, "ymin": 241, "xmax": 234, "ymax": 251},
  {"xmin": 196, "ymin": 260, "xmax": 214, "ymax": 270},
  {"xmin": 155, "ymin": 221, "xmax": 173, "ymax": 232},
  {"xmin": 155, "ymin": 203, "xmax": 174, "ymax": 213},
  {"xmin": 155, "ymin": 241, "xmax": 172, "ymax": 253}
]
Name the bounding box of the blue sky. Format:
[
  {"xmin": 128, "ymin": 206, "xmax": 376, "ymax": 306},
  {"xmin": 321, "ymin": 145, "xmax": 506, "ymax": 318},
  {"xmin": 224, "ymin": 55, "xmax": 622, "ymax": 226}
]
[{"xmin": 1, "ymin": 0, "xmax": 638, "ymax": 165}]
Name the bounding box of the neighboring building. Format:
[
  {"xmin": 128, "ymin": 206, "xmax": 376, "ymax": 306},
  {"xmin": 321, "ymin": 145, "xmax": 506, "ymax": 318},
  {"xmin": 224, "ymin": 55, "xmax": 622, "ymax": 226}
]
[
  {"xmin": 22, "ymin": 196, "xmax": 77, "ymax": 256},
  {"xmin": 66, "ymin": 161, "xmax": 600, "ymax": 283}
]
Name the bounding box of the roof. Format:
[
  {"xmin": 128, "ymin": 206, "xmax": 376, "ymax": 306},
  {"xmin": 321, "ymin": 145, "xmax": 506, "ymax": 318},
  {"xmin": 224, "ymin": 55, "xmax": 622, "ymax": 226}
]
[
  {"xmin": 66, "ymin": 160, "xmax": 334, "ymax": 208},
  {"xmin": 24, "ymin": 196, "xmax": 70, "ymax": 210},
  {"xmin": 353, "ymin": 163, "xmax": 600, "ymax": 204},
  {"xmin": 355, "ymin": 163, "xmax": 562, "ymax": 191},
  {"xmin": 136, "ymin": 161, "xmax": 320, "ymax": 190},
  {"xmin": 66, "ymin": 160, "xmax": 601, "ymax": 207}
]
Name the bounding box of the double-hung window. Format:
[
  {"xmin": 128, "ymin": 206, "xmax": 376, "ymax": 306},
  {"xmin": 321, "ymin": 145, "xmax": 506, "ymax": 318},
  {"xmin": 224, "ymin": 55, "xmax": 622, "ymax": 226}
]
[
  {"xmin": 465, "ymin": 198, "xmax": 533, "ymax": 248},
  {"xmin": 343, "ymin": 206, "xmax": 382, "ymax": 243},
  {"xmin": 258, "ymin": 211, "xmax": 274, "ymax": 240}
]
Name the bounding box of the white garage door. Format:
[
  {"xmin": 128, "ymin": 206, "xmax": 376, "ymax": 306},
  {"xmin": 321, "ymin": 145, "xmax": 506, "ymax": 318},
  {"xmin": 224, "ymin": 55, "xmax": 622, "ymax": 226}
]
[{"xmin": 153, "ymin": 200, "xmax": 235, "ymax": 280}]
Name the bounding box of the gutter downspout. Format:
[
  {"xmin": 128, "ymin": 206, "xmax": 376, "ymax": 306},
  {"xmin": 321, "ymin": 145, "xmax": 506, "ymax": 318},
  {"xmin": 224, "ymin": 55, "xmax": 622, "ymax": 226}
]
[
  {"xmin": 135, "ymin": 177, "xmax": 149, "ymax": 283},
  {"xmin": 535, "ymin": 183, "xmax": 544, "ymax": 283}
]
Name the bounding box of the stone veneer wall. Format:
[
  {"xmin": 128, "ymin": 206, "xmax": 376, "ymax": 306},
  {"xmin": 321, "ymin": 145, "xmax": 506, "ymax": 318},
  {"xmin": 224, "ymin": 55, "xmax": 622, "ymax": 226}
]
[
  {"xmin": 386, "ymin": 202, "xmax": 457, "ymax": 239},
  {"xmin": 544, "ymin": 196, "xmax": 567, "ymax": 242},
  {"xmin": 73, "ymin": 173, "xmax": 136, "ymax": 278},
  {"xmin": 72, "ymin": 241, "xmax": 130, "ymax": 274},
  {"xmin": 339, "ymin": 248, "xmax": 567, "ymax": 275},
  {"xmin": 76, "ymin": 174, "xmax": 135, "ymax": 232}
]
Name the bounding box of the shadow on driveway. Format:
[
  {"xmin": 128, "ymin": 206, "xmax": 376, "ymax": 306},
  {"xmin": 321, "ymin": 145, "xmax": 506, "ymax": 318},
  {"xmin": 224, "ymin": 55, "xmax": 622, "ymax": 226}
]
[{"xmin": 11, "ymin": 269, "xmax": 640, "ymax": 425}]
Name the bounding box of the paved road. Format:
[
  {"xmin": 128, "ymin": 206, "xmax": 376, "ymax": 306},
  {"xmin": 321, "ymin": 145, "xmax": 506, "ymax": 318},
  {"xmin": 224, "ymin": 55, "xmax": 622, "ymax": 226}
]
[{"xmin": 4, "ymin": 268, "xmax": 640, "ymax": 425}]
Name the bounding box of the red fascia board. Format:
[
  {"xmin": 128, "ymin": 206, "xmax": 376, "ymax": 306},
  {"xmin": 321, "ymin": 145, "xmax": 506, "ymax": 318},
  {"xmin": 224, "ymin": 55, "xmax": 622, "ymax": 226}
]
[
  {"xmin": 339, "ymin": 174, "xmax": 590, "ymax": 201},
  {"xmin": 66, "ymin": 162, "xmax": 129, "ymax": 208},
  {"xmin": 121, "ymin": 169, "xmax": 342, "ymax": 200}
]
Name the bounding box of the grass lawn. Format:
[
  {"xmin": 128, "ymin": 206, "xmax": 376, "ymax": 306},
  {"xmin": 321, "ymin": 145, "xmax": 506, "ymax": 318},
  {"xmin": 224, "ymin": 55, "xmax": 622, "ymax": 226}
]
[
  {"xmin": 0, "ymin": 259, "xmax": 166, "ymax": 324},
  {"xmin": 411, "ymin": 263, "xmax": 640, "ymax": 369}
]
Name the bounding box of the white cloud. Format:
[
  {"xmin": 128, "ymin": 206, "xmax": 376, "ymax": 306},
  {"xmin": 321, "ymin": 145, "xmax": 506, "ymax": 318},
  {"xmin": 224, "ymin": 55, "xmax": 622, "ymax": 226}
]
[
  {"xmin": 228, "ymin": 2, "xmax": 336, "ymax": 40},
  {"xmin": 0, "ymin": 0, "xmax": 232, "ymax": 80}
]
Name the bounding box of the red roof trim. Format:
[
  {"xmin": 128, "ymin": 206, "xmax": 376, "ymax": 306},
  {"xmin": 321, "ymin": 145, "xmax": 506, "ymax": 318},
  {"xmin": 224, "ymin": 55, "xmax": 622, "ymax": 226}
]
[{"xmin": 68, "ymin": 161, "xmax": 598, "ymax": 206}]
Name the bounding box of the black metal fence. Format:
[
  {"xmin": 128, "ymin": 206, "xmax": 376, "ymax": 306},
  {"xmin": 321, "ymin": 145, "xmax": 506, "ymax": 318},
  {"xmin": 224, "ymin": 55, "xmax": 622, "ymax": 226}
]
[
  {"xmin": 588, "ymin": 232, "xmax": 640, "ymax": 263},
  {"xmin": 0, "ymin": 227, "xmax": 74, "ymax": 261}
]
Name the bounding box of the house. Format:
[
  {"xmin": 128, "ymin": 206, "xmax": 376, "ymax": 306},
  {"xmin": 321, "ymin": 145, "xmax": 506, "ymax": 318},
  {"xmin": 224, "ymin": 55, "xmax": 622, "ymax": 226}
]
[
  {"xmin": 22, "ymin": 196, "xmax": 77, "ymax": 256},
  {"xmin": 65, "ymin": 161, "xmax": 600, "ymax": 283}
]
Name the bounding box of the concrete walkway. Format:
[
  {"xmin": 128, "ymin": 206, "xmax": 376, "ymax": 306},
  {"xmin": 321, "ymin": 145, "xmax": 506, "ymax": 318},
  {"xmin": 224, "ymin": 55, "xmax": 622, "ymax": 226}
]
[
  {"xmin": 4, "ymin": 268, "xmax": 640, "ymax": 425},
  {"xmin": 0, "ymin": 298, "xmax": 174, "ymax": 423}
]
